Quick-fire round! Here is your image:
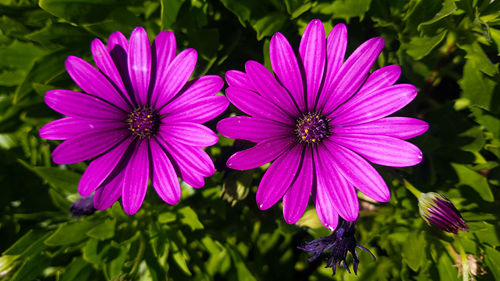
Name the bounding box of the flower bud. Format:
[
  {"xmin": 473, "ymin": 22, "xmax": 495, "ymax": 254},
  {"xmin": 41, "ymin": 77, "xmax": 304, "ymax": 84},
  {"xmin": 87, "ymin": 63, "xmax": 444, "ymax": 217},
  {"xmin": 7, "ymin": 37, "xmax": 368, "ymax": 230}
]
[
  {"xmin": 418, "ymin": 192, "xmax": 468, "ymax": 234},
  {"xmin": 70, "ymin": 195, "xmax": 96, "ymax": 217}
]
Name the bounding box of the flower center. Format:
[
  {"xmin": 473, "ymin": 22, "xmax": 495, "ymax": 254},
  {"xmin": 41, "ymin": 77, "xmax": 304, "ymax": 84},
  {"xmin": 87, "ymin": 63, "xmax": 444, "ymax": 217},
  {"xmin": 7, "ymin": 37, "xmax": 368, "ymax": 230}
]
[
  {"xmin": 127, "ymin": 107, "xmax": 159, "ymax": 138},
  {"xmin": 295, "ymin": 113, "xmax": 330, "ymax": 144}
]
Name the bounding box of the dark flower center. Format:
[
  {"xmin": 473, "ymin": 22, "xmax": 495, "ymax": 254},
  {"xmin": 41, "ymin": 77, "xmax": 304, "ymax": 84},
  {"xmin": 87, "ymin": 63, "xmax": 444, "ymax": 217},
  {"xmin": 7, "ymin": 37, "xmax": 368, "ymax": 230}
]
[
  {"xmin": 127, "ymin": 107, "xmax": 159, "ymax": 138},
  {"xmin": 295, "ymin": 113, "xmax": 330, "ymax": 143}
]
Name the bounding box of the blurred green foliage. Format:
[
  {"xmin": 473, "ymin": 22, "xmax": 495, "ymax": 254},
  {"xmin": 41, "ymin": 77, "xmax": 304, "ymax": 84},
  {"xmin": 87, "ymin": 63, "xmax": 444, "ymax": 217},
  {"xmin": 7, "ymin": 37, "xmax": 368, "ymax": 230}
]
[{"xmin": 0, "ymin": 0, "xmax": 499, "ymax": 280}]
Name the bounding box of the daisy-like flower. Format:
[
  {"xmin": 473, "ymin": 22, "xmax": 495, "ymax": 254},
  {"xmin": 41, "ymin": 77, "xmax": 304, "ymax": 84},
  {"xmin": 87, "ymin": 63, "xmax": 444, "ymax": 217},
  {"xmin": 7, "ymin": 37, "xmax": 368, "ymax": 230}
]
[
  {"xmin": 217, "ymin": 19, "xmax": 428, "ymax": 230},
  {"xmin": 40, "ymin": 27, "xmax": 228, "ymax": 214}
]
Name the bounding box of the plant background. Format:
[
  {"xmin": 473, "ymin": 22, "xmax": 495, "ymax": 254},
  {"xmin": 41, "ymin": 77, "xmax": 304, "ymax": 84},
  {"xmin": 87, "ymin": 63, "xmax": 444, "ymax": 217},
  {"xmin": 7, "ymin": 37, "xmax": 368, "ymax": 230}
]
[{"xmin": 0, "ymin": 0, "xmax": 499, "ymax": 280}]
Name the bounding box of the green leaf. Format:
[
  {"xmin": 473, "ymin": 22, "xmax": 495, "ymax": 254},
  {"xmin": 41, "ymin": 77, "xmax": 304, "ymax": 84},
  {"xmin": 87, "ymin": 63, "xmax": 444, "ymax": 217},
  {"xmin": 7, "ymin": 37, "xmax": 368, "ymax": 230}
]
[
  {"xmin": 158, "ymin": 212, "xmax": 176, "ymax": 224},
  {"xmin": 402, "ymin": 231, "xmax": 427, "ymax": 271},
  {"xmin": 436, "ymin": 252, "xmax": 457, "ymax": 281},
  {"xmin": 0, "ymin": 40, "xmax": 47, "ymax": 70},
  {"xmin": 484, "ymin": 245, "xmax": 500, "ymax": 280},
  {"xmin": 178, "ymin": 206, "xmax": 204, "ymax": 231},
  {"xmin": 38, "ymin": 0, "xmax": 121, "ymax": 23},
  {"xmin": 251, "ymin": 12, "xmax": 287, "ymax": 40},
  {"xmin": 227, "ymin": 244, "xmax": 257, "ymax": 281},
  {"xmin": 451, "ymin": 163, "xmax": 494, "ymax": 202},
  {"xmin": 284, "ymin": 0, "xmax": 312, "ymax": 19},
  {"xmin": 313, "ymin": 0, "xmax": 372, "ymax": 22},
  {"xmin": 467, "ymin": 221, "xmax": 500, "ymax": 246},
  {"xmin": 60, "ymin": 258, "xmax": 92, "ymax": 281},
  {"xmin": 10, "ymin": 255, "xmax": 50, "ymax": 281},
  {"xmin": 418, "ymin": 0, "xmax": 458, "ymax": 30},
  {"xmin": 48, "ymin": 188, "xmax": 71, "ymax": 211},
  {"xmin": 3, "ymin": 230, "xmax": 48, "ymax": 257},
  {"xmin": 169, "ymin": 239, "xmax": 191, "ymax": 276},
  {"xmin": 82, "ymin": 238, "xmax": 112, "ymax": 265},
  {"xmin": 45, "ymin": 220, "xmax": 98, "ymax": 246},
  {"xmin": 19, "ymin": 161, "xmax": 81, "ymax": 194},
  {"xmin": 86, "ymin": 219, "xmax": 116, "ymax": 240},
  {"xmin": 470, "ymin": 106, "xmax": 500, "ymax": 139},
  {"xmin": 219, "ymin": 0, "xmax": 253, "ymax": 26},
  {"xmin": 404, "ymin": 31, "xmax": 447, "ymax": 60},
  {"xmin": 106, "ymin": 246, "xmax": 128, "ymax": 279},
  {"xmin": 160, "ymin": 0, "xmax": 185, "ymax": 29},
  {"xmin": 490, "ymin": 28, "xmax": 500, "ymax": 55},
  {"xmin": 14, "ymin": 50, "xmax": 69, "ymax": 103},
  {"xmin": 459, "ymin": 41, "xmax": 498, "ymax": 77}
]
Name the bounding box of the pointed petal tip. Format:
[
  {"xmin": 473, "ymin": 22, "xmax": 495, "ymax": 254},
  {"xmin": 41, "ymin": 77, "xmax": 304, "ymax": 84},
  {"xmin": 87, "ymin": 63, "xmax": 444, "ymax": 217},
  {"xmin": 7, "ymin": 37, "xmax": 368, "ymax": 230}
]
[
  {"xmin": 342, "ymin": 212, "xmax": 359, "ymax": 222},
  {"xmin": 132, "ymin": 26, "xmax": 147, "ymax": 34},
  {"xmin": 123, "ymin": 205, "xmax": 140, "ymax": 215},
  {"xmin": 308, "ymin": 19, "xmax": 323, "ymax": 27},
  {"xmin": 78, "ymin": 181, "xmax": 95, "ymax": 197},
  {"xmin": 284, "ymin": 213, "xmax": 300, "ymax": 224},
  {"xmin": 333, "ymin": 22, "xmax": 347, "ymax": 30}
]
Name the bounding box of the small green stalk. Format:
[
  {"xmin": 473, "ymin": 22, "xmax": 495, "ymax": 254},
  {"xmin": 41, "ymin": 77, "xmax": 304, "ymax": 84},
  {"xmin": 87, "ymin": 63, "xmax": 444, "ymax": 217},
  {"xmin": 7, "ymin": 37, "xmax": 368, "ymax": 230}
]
[{"xmin": 403, "ymin": 179, "xmax": 421, "ymax": 198}]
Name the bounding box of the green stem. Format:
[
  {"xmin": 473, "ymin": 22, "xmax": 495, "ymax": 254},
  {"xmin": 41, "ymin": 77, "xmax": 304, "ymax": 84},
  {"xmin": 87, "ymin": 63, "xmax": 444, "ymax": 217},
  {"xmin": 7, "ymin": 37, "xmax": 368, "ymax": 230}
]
[
  {"xmin": 456, "ymin": 240, "xmax": 470, "ymax": 281},
  {"xmin": 403, "ymin": 179, "xmax": 422, "ymax": 198},
  {"xmin": 130, "ymin": 234, "xmax": 146, "ymax": 276}
]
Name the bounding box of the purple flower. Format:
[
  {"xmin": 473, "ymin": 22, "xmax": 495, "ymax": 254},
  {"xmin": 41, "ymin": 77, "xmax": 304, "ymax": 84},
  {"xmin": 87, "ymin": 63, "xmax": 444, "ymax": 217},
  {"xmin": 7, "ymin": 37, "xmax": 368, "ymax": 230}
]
[
  {"xmin": 418, "ymin": 192, "xmax": 469, "ymax": 234},
  {"xmin": 217, "ymin": 19, "xmax": 428, "ymax": 230},
  {"xmin": 40, "ymin": 27, "xmax": 228, "ymax": 214},
  {"xmin": 298, "ymin": 220, "xmax": 375, "ymax": 275}
]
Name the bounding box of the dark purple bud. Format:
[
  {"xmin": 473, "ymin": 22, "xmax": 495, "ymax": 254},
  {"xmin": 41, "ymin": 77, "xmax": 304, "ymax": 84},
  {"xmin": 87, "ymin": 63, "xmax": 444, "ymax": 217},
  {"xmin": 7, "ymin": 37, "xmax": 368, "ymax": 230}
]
[
  {"xmin": 298, "ymin": 220, "xmax": 376, "ymax": 275},
  {"xmin": 418, "ymin": 192, "xmax": 469, "ymax": 234},
  {"xmin": 70, "ymin": 195, "xmax": 96, "ymax": 217}
]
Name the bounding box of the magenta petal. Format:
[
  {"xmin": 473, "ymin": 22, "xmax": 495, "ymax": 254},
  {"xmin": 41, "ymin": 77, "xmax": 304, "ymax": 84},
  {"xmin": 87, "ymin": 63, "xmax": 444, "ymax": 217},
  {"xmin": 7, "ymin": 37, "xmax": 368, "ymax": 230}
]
[
  {"xmin": 65, "ymin": 56, "xmax": 130, "ymax": 111},
  {"xmin": 78, "ymin": 137, "xmax": 133, "ymax": 196},
  {"xmin": 331, "ymin": 134, "xmax": 423, "ymax": 167},
  {"xmin": 94, "ymin": 170, "xmax": 124, "ymax": 210},
  {"xmin": 159, "ymin": 137, "xmax": 215, "ymax": 177},
  {"xmin": 331, "ymin": 84, "xmax": 418, "ymax": 125},
  {"xmin": 358, "ymin": 65, "xmax": 401, "ymax": 94},
  {"xmin": 226, "ymin": 137, "xmax": 295, "ymax": 170},
  {"xmin": 270, "ymin": 32, "xmax": 305, "ymax": 111},
  {"xmin": 324, "ymin": 140, "xmax": 390, "ymax": 202},
  {"xmin": 52, "ymin": 128, "xmax": 129, "ymax": 165},
  {"xmin": 282, "ymin": 147, "xmax": 313, "ymax": 224},
  {"xmin": 337, "ymin": 65, "xmax": 402, "ymax": 112},
  {"xmin": 39, "ymin": 117, "xmax": 121, "ymax": 140},
  {"xmin": 162, "ymin": 75, "xmax": 224, "ymax": 111},
  {"xmin": 245, "ymin": 61, "xmax": 299, "ymax": 117},
  {"xmin": 153, "ymin": 49, "xmax": 197, "ymax": 108},
  {"xmin": 314, "ymin": 186, "xmax": 339, "ymax": 231},
  {"xmin": 152, "ymin": 31, "xmax": 176, "ymax": 93},
  {"xmin": 121, "ymin": 140, "xmax": 149, "ymax": 215},
  {"xmin": 150, "ymin": 140, "xmax": 181, "ymax": 205},
  {"xmin": 45, "ymin": 90, "xmax": 127, "ymax": 120},
  {"xmin": 217, "ymin": 116, "xmax": 293, "ymax": 143},
  {"xmin": 316, "ymin": 145, "xmax": 359, "ymax": 221},
  {"xmin": 332, "ymin": 117, "xmax": 429, "ymax": 139},
  {"xmin": 256, "ymin": 144, "xmax": 302, "ymax": 210},
  {"xmin": 299, "ymin": 19, "xmax": 326, "ymax": 111},
  {"xmin": 316, "ymin": 23, "xmax": 347, "ymax": 111},
  {"xmin": 322, "ymin": 37, "xmax": 385, "ymax": 114},
  {"xmin": 225, "ymin": 87, "xmax": 294, "ymax": 124},
  {"xmin": 161, "ymin": 96, "xmax": 229, "ymax": 123},
  {"xmin": 128, "ymin": 27, "xmax": 151, "ymax": 106},
  {"xmin": 181, "ymin": 170, "xmax": 205, "ymax": 188},
  {"xmin": 225, "ymin": 70, "xmax": 256, "ymax": 91},
  {"xmin": 159, "ymin": 122, "xmax": 218, "ymax": 147},
  {"xmin": 107, "ymin": 31, "xmax": 128, "ymax": 52},
  {"xmin": 154, "ymin": 138, "xmax": 205, "ymax": 188},
  {"xmin": 91, "ymin": 39, "xmax": 132, "ymax": 105}
]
